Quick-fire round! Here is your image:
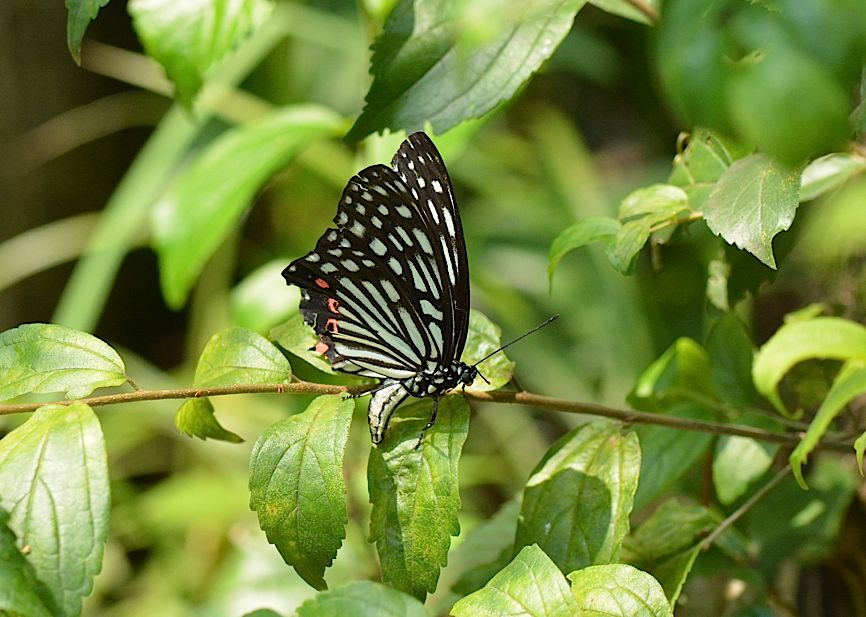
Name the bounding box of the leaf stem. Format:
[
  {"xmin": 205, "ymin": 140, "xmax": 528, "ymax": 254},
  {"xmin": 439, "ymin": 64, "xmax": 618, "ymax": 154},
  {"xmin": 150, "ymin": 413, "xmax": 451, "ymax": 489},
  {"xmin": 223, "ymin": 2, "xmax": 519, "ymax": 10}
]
[{"xmin": 0, "ymin": 383, "xmax": 853, "ymax": 453}]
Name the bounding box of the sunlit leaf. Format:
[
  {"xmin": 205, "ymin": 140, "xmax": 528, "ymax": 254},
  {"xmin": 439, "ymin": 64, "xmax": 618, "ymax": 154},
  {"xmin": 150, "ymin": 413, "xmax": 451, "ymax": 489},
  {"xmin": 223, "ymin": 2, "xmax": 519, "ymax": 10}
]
[
  {"xmin": 800, "ymin": 153, "xmax": 866, "ymax": 202},
  {"xmin": 249, "ymin": 396, "xmax": 354, "ymax": 589},
  {"xmin": 589, "ymin": 0, "xmax": 658, "ymax": 25},
  {"xmin": 152, "ymin": 105, "xmax": 344, "ymax": 308},
  {"xmin": 0, "ymin": 323, "xmax": 126, "ymax": 402},
  {"xmin": 752, "ymin": 316, "xmax": 866, "ymax": 415},
  {"xmin": 629, "ymin": 338, "xmax": 715, "ymax": 411},
  {"xmin": 713, "ymin": 416, "xmax": 779, "ymax": 504},
  {"xmin": 617, "ymin": 184, "xmax": 688, "ymax": 221},
  {"xmin": 463, "ymin": 310, "xmax": 514, "ymax": 391},
  {"xmin": 0, "ymin": 403, "xmax": 109, "ymax": 617},
  {"xmin": 129, "ymin": 0, "xmax": 273, "ymax": 106},
  {"xmin": 193, "ymin": 326, "xmax": 291, "ymax": 387},
  {"xmin": 346, "ymin": 0, "xmax": 588, "ymax": 141},
  {"xmin": 568, "ymin": 564, "xmax": 672, "ymax": 617},
  {"xmin": 231, "ymin": 259, "xmax": 301, "ymax": 333},
  {"xmin": 704, "ymin": 154, "xmax": 801, "ymax": 269},
  {"xmin": 175, "ymin": 397, "xmax": 243, "ymax": 443},
  {"xmin": 451, "ymin": 545, "xmax": 578, "ymax": 617},
  {"xmin": 368, "ymin": 397, "xmax": 469, "ymax": 599},
  {"xmin": 514, "ymin": 421, "xmax": 641, "ymax": 573}
]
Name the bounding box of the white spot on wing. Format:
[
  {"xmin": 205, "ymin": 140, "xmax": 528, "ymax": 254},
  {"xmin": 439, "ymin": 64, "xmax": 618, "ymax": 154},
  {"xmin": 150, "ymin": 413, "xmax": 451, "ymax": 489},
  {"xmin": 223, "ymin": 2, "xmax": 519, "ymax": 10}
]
[
  {"xmin": 431, "ymin": 179, "xmax": 443, "ymax": 193},
  {"xmin": 427, "ymin": 199, "xmax": 440, "ymax": 223},
  {"xmin": 395, "ymin": 205, "xmax": 412, "ymax": 218},
  {"xmin": 370, "ymin": 238, "xmax": 387, "ymax": 256},
  {"xmin": 388, "ymin": 257, "xmax": 402, "ymax": 275},
  {"xmin": 442, "ymin": 207, "xmax": 456, "ymax": 237},
  {"xmin": 350, "ymin": 221, "xmax": 365, "ymax": 237}
]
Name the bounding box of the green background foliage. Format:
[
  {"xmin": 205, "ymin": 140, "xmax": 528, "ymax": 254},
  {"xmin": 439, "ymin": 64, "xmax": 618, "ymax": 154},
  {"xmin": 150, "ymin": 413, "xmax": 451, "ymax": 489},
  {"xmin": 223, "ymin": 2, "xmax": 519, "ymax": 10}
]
[{"xmin": 2, "ymin": 0, "xmax": 866, "ymax": 615}]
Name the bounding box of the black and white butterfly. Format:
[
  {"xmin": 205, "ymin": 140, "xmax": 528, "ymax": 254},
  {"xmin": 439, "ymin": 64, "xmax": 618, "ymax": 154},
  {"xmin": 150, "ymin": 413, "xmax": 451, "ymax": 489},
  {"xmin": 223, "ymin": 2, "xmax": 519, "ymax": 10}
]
[{"xmin": 282, "ymin": 132, "xmax": 477, "ymax": 444}]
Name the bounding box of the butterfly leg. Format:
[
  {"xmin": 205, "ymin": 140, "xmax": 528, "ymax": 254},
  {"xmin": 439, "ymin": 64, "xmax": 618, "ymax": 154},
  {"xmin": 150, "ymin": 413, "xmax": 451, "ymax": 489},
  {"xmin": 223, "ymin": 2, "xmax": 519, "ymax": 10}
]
[{"xmin": 414, "ymin": 396, "xmax": 440, "ymax": 449}]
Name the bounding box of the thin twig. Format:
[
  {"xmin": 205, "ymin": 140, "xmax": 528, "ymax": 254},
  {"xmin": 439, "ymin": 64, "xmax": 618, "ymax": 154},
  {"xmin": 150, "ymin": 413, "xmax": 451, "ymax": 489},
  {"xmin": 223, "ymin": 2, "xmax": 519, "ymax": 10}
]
[
  {"xmin": 0, "ymin": 383, "xmax": 854, "ymax": 453},
  {"xmin": 700, "ymin": 463, "xmax": 792, "ymax": 551}
]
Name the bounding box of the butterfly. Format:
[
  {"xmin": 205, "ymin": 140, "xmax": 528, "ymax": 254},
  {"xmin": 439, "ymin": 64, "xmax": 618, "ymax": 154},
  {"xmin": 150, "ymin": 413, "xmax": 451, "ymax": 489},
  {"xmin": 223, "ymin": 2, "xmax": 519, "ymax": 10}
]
[{"xmin": 282, "ymin": 132, "xmax": 478, "ymax": 444}]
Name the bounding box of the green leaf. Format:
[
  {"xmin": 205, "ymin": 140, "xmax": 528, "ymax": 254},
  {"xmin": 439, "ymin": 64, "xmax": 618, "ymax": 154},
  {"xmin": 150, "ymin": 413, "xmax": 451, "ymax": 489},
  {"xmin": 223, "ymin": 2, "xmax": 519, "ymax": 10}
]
[
  {"xmin": 175, "ymin": 397, "xmax": 243, "ymax": 443},
  {"xmin": 608, "ymin": 219, "xmax": 650, "ymax": 275},
  {"xmin": 295, "ymin": 581, "xmax": 427, "ymax": 617},
  {"xmin": 629, "ymin": 338, "xmax": 715, "ymax": 411},
  {"xmin": 368, "ymin": 396, "xmax": 469, "ymax": 599},
  {"xmin": 0, "ymin": 506, "xmax": 55, "ymax": 617},
  {"xmin": 65, "ymin": 0, "xmax": 111, "ymax": 63},
  {"xmin": 568, "ymin": 564, "xmax": 673, "ymax": 617},
  {"xmin": 789, "ymin": 360, "xmax": 866, "ymax": 488},
  {"xmin": 752, "ymin": 316, "xmax": 866, "ymax": 415},
  {"xmin": 800, "ymin": 153, "xmax": 866, "ymax": 202},
  {"xmin": 270, "ymin": 313, "xmax": 337, "ymax": 375},
  {"xmin": 704, "ymin": 154, "xmax": 801, "ymax": 269},
  {"xmin": 514, "ymin": 422, "xmax": 641, "ymax": 573},
  {"xmin": 0, "ymin": 403, "xmax": 109, "ymax": 617},
  {"xmin": 0, "ymin": 323, "xmax": 126, "ymax": 402},
  {"xmin": 624, "ymin": 499, "xmax": 717, "ymax": 603},
  {"xmin": 128, "ymin": 0, "xmax": 273, "ymax": 106},
  {"xmin": 548, "ymin": 217, "xmax": 619, "ymax": 286},
  {"xmin": 231, "ymin": 259, "xmax": 301, "ymax": 333},
  {"xmin": 152, "ymin": 105, "xmax": 344, "ymax": 308},
  {"xmin": 668, "ymin": 128, "xmax": 751, "ymax": 212},
  {"xmin": 451, "ymin": 544, "xmax": 578, "ymax": 617},
  {"xmin": 462, "ymin": 310, "xmax": 515, "ymax": 391},
  {"xmin": 618, "ymin": 184, "xmax": 689, "ymax": 221},
  {"xmin": 705, "ymin": 313, "xmax": 757, "ymax": 406},
  {"xmin": 249, "ymin": 396, "xmax": 354, "ymax": 589},
  {"xmin": 713, "ymin": 415, "xmax": 779, "ymax": 504},
  {"xmin": 633, "ymin": 403, "xmax": 714, "ymax": 510},
  {"xmin": 193, "ymin": 326, "xmax": 291, "ymax": 387},
  {"xmin": 346, "ymin": 0, "xmax": 588, "ymax": 141},
  {"xmin": 799, "ymin": 177, "xmax": 866, "ymax": 264}
]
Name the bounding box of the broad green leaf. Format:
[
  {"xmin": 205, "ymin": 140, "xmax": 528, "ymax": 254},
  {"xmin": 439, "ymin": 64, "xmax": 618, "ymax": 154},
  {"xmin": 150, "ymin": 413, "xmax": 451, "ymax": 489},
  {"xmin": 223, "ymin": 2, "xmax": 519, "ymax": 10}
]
[
  {"xmin": 789, "ymin": 361, "xmax": 866, "ymax": 488},
  {"xmin": 607, "ymin": 219, "xmax": 652, "ymax": 274},
  {"xmin": 295, "ymin": 581, "xmax": 427, "ymax": 617},
  {"xmin": 231, "ymin": 259, "xmax": 300, "ymax": 333},
  {"xmin": 152, "ymin": 105, "xmax": 344, "ymax": 308},
  {"xmin": 752, "ymin": 316, "xmax": 866, "ymax": 415},
  {"xmin": 193, "ymin": 326, "xmax": 291, "ymax": 387},
  {"xmin": 705, "ymin": 313, "xmax": 756, "ymax": 406},
  {"xmin": 175, "ymin": 397, "xmax": 243, "ymax": 443},
  {"xmin": 0, "ymin": 323, "xmax": 126, "ymax": 402},
  {"xmin": 633, "ymin": 403, "xmax": 714, "ymax": 510},
  {"xmin": 451, "ymin": 544, "xmax": 578, "ymax": 617},
  {"xmin": 0, "ymin": 506, "xmax": 55, "ymax": 617},
  {"xmin": 346, "ymin": 0, "xmax": 588, "ymax": 141},
  {"xmin": 800, "ymin": 153, "xmax": 866, "ymax": 202},
  {"xmin": 713, "ymin": 415, "xmax": 779, "ymax": 504},
  {"xmin": 624, "ymin": 499, "xmax": 718, "ymax": 603},
  {"xmin": 514, "ymin": 422, "xmax": 641, "ymax": 573},
  {"xmin": 704, "ymin": 154, "xmax": 801, "ymax": 269},
  {"xmin": 668, "ymin": 128, "xmax": 750, "ymax": 212},
  {"xmin": 0, "ymin": 403, "xmax": 109, "ymax": 617},
  {"xmin": 588, "ymin": 0, "xmax": 658, "ymax": 25},
  {"xmin": 270, "ymin": 313, "xmax": 336, "ymax": 375},
  {"xmin": 548, "ymin": 217, "xmax": 619, "ymax": 285},
  {"xmin": 129, "ymin": 0, "xmax": 273, "ymax": 106},
  {"xmin": 462, "ymin": 310, "xmax": 514, "ymax": 391},
  {"xmin": 568, "ymin": 564, "xmax": 672, "ymax": 617},
  {"xmin": 249, "ymin": 396, "xmax": 354, "ymax": 589},
  {"xmin": 368, "ymin": 396, "xmax": 469, "ymax": 599},
  {"xmin": 629, "ymin": 338, "xmax": 715, "ymax": 411},
  {"xmin": 799, "ymin": 177, "xmax": 866, "ymax": 264},
  {"xmin": 617, "ymin": 184, "xmax": 688, "ymax": 221},
  {"xmin": 66, "ymin": 0, "xmax": 111, "ymax": 63}
]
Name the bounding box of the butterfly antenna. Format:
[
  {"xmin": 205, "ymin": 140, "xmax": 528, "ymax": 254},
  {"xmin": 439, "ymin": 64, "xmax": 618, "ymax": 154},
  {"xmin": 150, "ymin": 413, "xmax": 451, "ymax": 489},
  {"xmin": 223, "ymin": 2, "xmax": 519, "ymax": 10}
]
[{"xmin": 472, "ymin": 314, "xmax": 559, "ymax": 368}]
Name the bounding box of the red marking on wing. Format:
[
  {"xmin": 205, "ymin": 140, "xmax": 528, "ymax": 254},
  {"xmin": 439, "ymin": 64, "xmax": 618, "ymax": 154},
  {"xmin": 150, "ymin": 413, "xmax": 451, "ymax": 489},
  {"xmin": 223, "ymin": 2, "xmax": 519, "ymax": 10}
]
[
  {"xmin": 325, "ymin": 318, "xmax": 339, "ymax": 334},
  {"xmin": 314, "ymin": 278, "xmax": 330, "ymax": 289},
  {"xmin": 315, "ymin": 340, "xmax": 329, "ymax": 354},
  {"xmin": 327, "ymin": 298, "xmax": 340, "ymax": 314}
]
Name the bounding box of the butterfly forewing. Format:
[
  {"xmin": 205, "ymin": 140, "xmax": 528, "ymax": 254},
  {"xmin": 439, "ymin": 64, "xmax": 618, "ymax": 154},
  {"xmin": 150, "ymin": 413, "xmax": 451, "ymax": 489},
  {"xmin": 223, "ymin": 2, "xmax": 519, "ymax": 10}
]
[{"xmin": 282, "ymin": 132, "xmax": 472, "ymax": 443}]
